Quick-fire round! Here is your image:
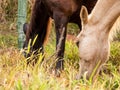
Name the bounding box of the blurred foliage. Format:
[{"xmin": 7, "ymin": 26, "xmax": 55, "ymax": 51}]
[
  {"xmin": 0, "ymin": 0, "xmax": 34, "ymax": 22},
  {"xmin": 67, "ymin": 23, "xmax": 80, "ymax": 35},
  {"xmin": 27, "ymin": 0, "xmax": 35, "ymax": 21},
  {"xmin": 0, "ymin": 0, "xmax": 18, "ymax": 22},
  {"xmin": 113, "ymin": 30, "xmax": 120, "ymax": 41},
  {"xmin": 109, "ymin": 42, "xmax": 120, "ymax": 66}
]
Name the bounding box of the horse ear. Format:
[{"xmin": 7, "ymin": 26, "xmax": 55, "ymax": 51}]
[
  {"xmin": 23, "ymin": 23, "xmax": 29, "ymax": 34},
  {"xmin": 80, "ymin": 6, "xmax": 88, "ymax": 25}
]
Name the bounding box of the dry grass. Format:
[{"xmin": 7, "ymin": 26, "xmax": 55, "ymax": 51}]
[
  {"xmin": 0, "ymin": 38, "xmax": 120, "ymax": 90},
  {"xmin": 0, "ymin": 0, "xmax": 120, "ymax": 89}
]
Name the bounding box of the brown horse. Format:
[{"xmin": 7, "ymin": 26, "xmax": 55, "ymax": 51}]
[
  {"xmin": 23, "ymin": 0, "xmax": 97, "ymax": 75},
  {"xmin": 76, "ymin": 0, "xmax": 120, "ymax": 80}
]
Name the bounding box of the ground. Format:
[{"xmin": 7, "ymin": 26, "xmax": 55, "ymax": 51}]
[{"xmin": 0, "ymin": 21, "xmax": 120, "ymax": 90}]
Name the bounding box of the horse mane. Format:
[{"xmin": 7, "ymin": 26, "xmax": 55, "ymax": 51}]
[
  {"xmin": 88, "ymin": 0, "xmax": 120, "ymax": 41},
  {"xmin": 109, "ymin": 16, "xmax": 120, "ymax": 41}
]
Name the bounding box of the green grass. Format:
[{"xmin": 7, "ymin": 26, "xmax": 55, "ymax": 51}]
[
  {"xmin": 0, "ymin": 23, "xmax": 120, "ymax": 90},
  {"xmin": 0, "ymin": 34, "xmax": 17, "ymax": 48}
]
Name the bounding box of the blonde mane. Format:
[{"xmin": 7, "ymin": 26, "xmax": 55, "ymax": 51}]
[
  {"xmin": 110, "ymin": 16, "xmax": 120, "ymax": 41},
  {"xmin": 89, "ymin": 0, "xmax": 120, "ymax": 41},
  {"xmin": 89, "ymin": 0, "xmax": 120, "ymax": 27}
]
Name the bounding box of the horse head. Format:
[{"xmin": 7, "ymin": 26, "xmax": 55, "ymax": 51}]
[
  {"xmin": 76, "ymin": 6, "xmax": 110, "ymax": 80},
  {"xmin": 22, "ymin": 23, "xmax": 32, "ymax": 58}
]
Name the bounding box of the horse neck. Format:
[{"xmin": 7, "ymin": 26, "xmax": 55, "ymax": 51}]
[{"xmin": 89, "ymin": 0, "xmax": 120, "ymax": 32}]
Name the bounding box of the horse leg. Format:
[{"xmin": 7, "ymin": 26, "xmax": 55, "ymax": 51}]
[
  {"xmin": 23, "ymin": 0, "xmax": 50, "ymax": 64},
  {"xmin": 53, "ymin": 12, "xmax": 68, "ymax": 73}
]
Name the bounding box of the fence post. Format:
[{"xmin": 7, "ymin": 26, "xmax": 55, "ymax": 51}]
[{"xmin": 17, "ymin": 0, "xmax": 27, "ymax": 49}]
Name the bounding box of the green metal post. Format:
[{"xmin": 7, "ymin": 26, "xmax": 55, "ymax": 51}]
[{"xmin": 17, "ymin": 0, "xmax": 27, "ymax": 49}]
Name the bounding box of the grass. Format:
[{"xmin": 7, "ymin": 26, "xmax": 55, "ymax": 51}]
[{"xmin": 0, "ymin": 23, "xmax": 120, "ymax": 90}]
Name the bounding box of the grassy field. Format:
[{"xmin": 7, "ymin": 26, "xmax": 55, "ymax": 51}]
[
  {"xmin": 0, "ymin": 21, "xmax": 120, "ymax": 90},
  {"xmin": 0, "ymin": 0, "xmax": 120, "ymax": 89}
]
